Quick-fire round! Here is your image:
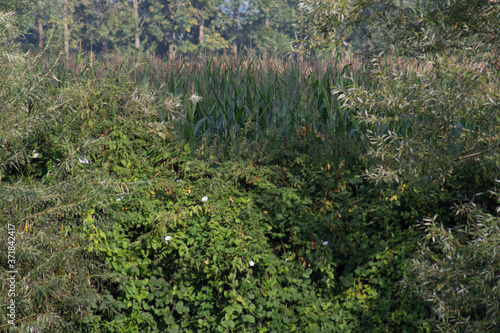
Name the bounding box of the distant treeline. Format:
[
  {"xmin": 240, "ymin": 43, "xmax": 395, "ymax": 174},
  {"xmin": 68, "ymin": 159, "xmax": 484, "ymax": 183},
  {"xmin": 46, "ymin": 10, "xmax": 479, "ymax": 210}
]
[
  {"xmin": 11, "ymin": 0, "xmax": 436, "ymax": 60},
  {"xmin": 16, "ymin": 0, "xmax": 309, "ymax": 59}
]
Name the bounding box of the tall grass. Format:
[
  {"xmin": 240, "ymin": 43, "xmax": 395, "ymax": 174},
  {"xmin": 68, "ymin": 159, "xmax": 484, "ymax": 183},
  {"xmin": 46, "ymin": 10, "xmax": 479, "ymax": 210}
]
[
  {"xmin": 44, "ymin": 52, "xmax": 370, "ymax": 144},
  {"xmin": 40, "ymin": 50, "xmax": 499, "ymax": 165}
]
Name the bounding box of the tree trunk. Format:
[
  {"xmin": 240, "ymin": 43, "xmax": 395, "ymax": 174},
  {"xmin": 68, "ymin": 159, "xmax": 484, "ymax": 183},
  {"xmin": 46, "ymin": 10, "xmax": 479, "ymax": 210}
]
[
  {"xmin": 199, "ymin": 20, "xmax": 204, "ymax": 44},
  {"xmin": 63, "ymin": 0, "xmax": 70, "ymax": 60},
  {"xmin": 133, "ymin": 0, "xmax": 140, "ymax": 49},
  {"xmin": 38, "ymin": 20, "xmax": 44, "ymax": 49},
  {"xmin": 232, "ymin": 4, "xmax": 239, "ymax": 57}
]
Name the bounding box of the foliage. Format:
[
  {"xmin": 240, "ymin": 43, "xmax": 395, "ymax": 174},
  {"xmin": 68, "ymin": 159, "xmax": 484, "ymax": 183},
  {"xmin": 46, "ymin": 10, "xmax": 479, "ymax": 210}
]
[
  {"xmin": 0, "ymin": 7, "xmax": 24, "ymax": 63},
  {"xmin": 0, "ymin": 11, "xmax": 178, "ymax": 331},
  {"xmin": 333, "ymin": 56, "xmax": 500, "ymax": 185},
  {"xmin": 0, "ymin": 7, "xmax": 104, "ymax": 332},
  {"xmin": 300, "ymin": 0, "xmax": 500, "ymax": 330},
  {"xmin": 296, "ymin": 0, "xmax": 500, "ymax": 62},
  {"xmin": 19, "ymin": 0, "xmax": 307, "ymax": 59},
  {"xmin": 2, "ymin": 2, "xmax": 500, "ymax": 331},
  {"xmin": 405, "ymin": 202, "xmax": 500, "ymax": 332},
  {"xmin": 36, "ymin": 51, "xmax": 366, "ymax": 143},
  {"xmin": 1, "ymin": 44, "xmax": 437, "ymax": 331},
  {"xmin": 76, "ymin": 117, "xmax": 436, "ymax": 332}
]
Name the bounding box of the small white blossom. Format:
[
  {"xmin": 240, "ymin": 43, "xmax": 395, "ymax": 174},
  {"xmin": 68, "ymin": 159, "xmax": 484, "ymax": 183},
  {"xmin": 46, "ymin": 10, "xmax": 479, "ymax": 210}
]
[
  {"xmin": 202, "ymin": 196, "xmax": 208, "ymax": 203},
  {"xmin": 322, "ymin": 241, "xmax": 328, "ymax": 246},
  {"xmin": 164, "ymin": 235, "xmax": 172, "ymax": 243},
  {"xmin": 189, "ymin": 94, "xmax": 203, "ymax": 103},
  {"xmin": 116, "ymin": 197, "xmax": 122, "ymax": 202},
  {"xmin": 249, "ymin": 260, "xmax": 255, "ymax": 267},
  {"xmin": 100, "ymin": 181, "xmax": 106, "ymax": 185},
  {"xmin": 32, "ymin": 151, "xmax": 40, "ymax": 159},
  {"xmin": 79, "ymin": 157, "xmax": 89, "ymax": 164}
]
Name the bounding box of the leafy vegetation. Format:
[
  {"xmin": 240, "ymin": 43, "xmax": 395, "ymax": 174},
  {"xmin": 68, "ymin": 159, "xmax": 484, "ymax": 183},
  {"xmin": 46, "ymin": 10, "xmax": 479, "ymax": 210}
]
[
  {"xmin": 1, "ymin": 1, "xmax": 500, "ymax": 332},
  {"xmin": 21, "ymin": 0, "xmax": 305, "ymax": 58}
]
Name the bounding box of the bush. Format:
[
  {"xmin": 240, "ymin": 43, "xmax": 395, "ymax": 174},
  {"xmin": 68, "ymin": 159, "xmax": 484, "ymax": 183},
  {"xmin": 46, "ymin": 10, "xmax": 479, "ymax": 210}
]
[{"xmin": 405, "ymin": 190, "xmax": 500, "ymax": 331}]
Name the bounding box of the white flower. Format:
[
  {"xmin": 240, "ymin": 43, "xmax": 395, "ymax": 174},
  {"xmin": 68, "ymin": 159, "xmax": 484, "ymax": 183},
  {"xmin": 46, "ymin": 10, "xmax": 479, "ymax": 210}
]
[
  {"xmin": 249, "ymin": 260, "xmax": 255, "ymax": 267},
  {"xmin": 189, "ymin": 94, "xmax": 203, "ymax": 103},
  {"xmin": 116, "ymin": 197, "xmax": 122, "ymax": 202},
  {"xmin": 100, "ymin": 181, "xmax": 106, "ymax": 185},
  {"xmin": 322, "ymin": 241, "xmax": 328, "ymax": 246},
  {"xmin": 79, "ymin": 157, "xmax": 89, "ymax": 164},
  {"xmin": 202, "ymin": 196, "xmax": 208, "ymax": 203},
  {"xmin": 32, "ymin": 151, "xmax": 40, "ymax": 159},
  {"xmin": 164, "ymin": 235, "xmax": 172, "ymax": 243}
]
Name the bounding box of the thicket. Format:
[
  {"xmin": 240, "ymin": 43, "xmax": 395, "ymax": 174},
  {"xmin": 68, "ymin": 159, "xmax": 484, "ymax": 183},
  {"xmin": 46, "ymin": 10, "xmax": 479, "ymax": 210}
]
[{"xmin": 1, "ymin": 1, "xmax": 500, "ymax": 332}]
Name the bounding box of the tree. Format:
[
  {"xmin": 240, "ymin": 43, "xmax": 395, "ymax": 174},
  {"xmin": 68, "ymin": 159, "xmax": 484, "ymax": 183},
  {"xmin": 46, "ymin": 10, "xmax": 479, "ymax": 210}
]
[
  {"xmin": 296, "ymin": 0, "xmax": 500, "ymax": 63},
  {"xmin": 242, "ymin": 0, "xmax": 301, "ymax": 57},
  {"xmin": 295, "ymin": 1, "xmax": 500, "ymax": 330},
  {"xmin": 0, "ymin": 0, "xmax": 31, "ymax": 61},
  {"xmin": 0, "ymin": 0, "xmax": 31, "ymax": 12},
  {"xmin": 137, "ymin": 0, "xmax": 200, "ymax": 57},
  {"xmin": 78, "ymin": 0, "xmax": 126, "ymax": 53},
  {"xmin": 192, "ymin": 0, "xmax": 232, "ymax": 54},
  {"xmin": 1, "ymin": 3, "xmax": 111, "ymax": 331},
  {"xmin": 31, "ymin": 0, "xmax": 83, "ymax": 57},
  {"xmin": 31, "ymin": 0, "xmax": 53, "ymax": 49}
]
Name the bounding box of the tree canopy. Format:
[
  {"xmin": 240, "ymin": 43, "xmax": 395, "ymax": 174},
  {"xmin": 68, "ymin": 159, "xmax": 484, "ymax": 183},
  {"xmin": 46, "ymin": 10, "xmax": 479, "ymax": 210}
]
[
  {"xmin": 297, "ymin": 0, "xmax": 500, "ymax": 66},
  {"xmin": 10, "ymin": 0, "xmax": 311, "ymax": 58}
]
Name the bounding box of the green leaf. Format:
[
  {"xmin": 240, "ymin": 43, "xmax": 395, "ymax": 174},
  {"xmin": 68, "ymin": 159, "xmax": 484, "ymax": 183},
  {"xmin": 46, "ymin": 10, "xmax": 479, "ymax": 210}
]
[{"xmin": 243, "ymin": 315, "xmax": 255, "ymax": 323}]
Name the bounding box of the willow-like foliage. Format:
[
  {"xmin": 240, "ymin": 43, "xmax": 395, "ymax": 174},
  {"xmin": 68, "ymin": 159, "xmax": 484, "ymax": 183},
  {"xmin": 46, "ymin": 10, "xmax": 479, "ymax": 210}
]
[
  {"xmin": 298, "ymin": 1, "xmax": 500, "ymax": 330},
  {"xmin": 0, "ymin": 9, "xmax": 118, "ymax": 332}
]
